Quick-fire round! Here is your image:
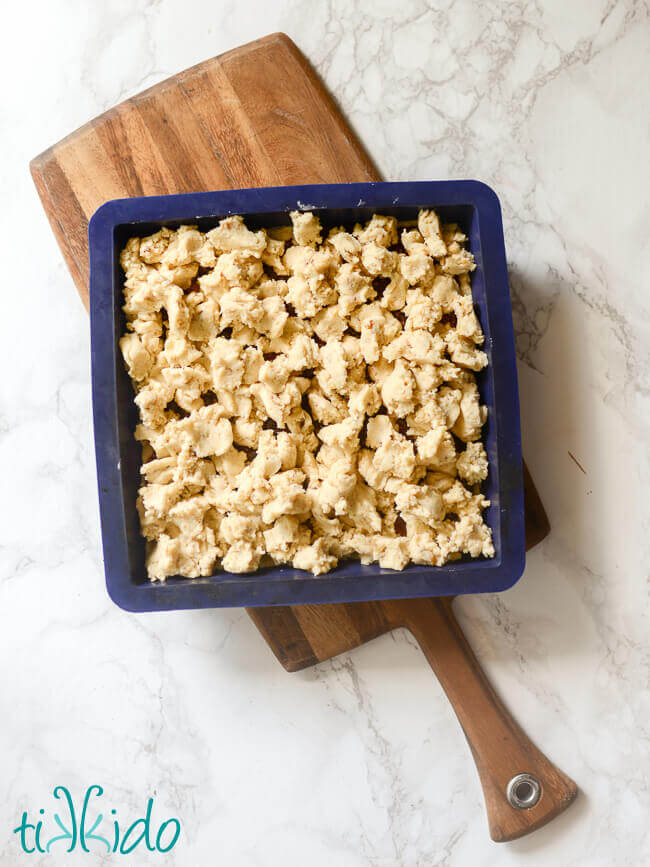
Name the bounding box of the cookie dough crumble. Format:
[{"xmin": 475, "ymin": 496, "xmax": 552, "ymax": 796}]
[{"xmin": 120, "ymin": 209, "xmax": 493, "ymax": 579}]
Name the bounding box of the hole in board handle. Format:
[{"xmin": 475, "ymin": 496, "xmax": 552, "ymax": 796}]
[{"xmin": 506, "ymin": 773, "xmax": 542, "ymax": 810}]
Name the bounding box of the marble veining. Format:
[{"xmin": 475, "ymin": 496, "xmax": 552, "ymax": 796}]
[{"xmin": 1, "ymin": 0, "xmax": 648, "ymax": 864}]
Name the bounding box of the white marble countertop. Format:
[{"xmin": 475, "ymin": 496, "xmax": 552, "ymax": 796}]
[{"xmin": 1, "ymin": 1, "xmax": 649, "ymax": 863}]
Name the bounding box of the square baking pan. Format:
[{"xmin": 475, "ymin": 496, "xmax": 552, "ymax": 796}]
[{"xmin": 89, "ymin": 180, "xmax": 524, "ymax": 611}]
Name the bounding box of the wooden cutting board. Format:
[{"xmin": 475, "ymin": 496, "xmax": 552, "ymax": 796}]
[{"xmin": 30, "ymin": 32, "xmax": 576, "ymax": 842}]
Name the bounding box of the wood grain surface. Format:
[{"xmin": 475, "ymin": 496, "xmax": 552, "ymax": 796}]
[
  {"xmin": 382, "ymin": 597, "xmax": 578, "ymax": 841},
  {"xmin": 30, "ymin": 32, "xmax": 576, "ymax": 840},
  {"xmin": 30, "ymin": 33, "xmax": 376, "ymax": 307}
]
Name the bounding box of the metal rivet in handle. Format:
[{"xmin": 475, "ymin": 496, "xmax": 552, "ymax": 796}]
[{"xmin": 506, "ymin": 773, "xmax": 542, "ymax": 810}]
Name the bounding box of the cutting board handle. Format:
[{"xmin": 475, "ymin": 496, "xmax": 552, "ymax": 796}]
[{"xmin": 384, "ymin": 597, "xmax": 577, "ymax": 842}]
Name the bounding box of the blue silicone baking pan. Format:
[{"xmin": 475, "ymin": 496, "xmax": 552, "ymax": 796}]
[{"xmin": 89, "ymin": 180, "xmax": 524, "ymax": 611}]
